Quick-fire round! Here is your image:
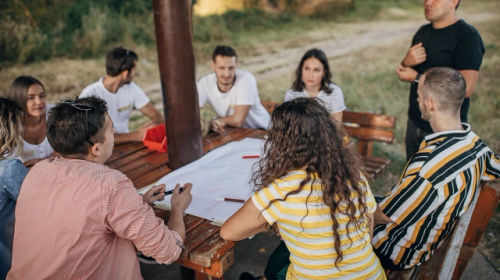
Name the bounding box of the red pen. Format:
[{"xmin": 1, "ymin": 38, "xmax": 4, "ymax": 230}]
[
  {"xmin": 216, "ymin": 197, "xmax": 245, "ymax": 203},
  {"xmin": 242, "ymin": 155, "xmax": 260, "ymax": 159},
  {"xmin": 224, "ymin": 197, "xmax": 245, "ymax": 203}
]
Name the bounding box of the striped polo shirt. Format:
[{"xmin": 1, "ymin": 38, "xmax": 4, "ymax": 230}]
[
  {"xmin": 372, "ymin": 124, "xmax": 500, "ymax": 269},
  {"xmin": 252, "ymin": 170, "xmax": 386, "ymax": 280}
]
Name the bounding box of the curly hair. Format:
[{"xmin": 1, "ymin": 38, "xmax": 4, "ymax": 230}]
[
  {"xmin": 252, "ymin": 98, "xmax": 369, "ymax": 266},
  {"xmin": 291, "ymin": 48, "xmax": 333, "ymax": 94},
  {"xmin": 0, "ymin": 97, "xmax": 24, "ymax": 159}
]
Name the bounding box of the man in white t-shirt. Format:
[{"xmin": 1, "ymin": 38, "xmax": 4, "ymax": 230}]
[
  {"xmin": 80, "ymin": 47, "xmax": 164, "ymax": 144},
  {"xmin": 197, "ymin": 45, "xmax": 270, "ymax": 133}
]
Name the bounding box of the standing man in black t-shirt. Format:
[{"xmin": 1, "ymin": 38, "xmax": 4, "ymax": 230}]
[{"xmin": 396, "ymin": 0, "xmax": 484, "ymax": 160}]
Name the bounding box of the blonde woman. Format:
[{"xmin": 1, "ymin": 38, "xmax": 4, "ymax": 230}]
[
  {"xmin": 0, "ymin": 97, "xmax": 28, "ymax": 278},
  {"xmin": 8, "ymin": 76, "xmax": 54, "ymax": 166}
]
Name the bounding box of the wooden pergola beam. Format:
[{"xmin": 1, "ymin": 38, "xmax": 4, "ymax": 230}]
[{"xmin": 152, "ymin": 0, "xmax": 202, "ymax": 169}]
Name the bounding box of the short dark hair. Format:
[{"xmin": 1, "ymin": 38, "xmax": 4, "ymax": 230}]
[
  {"xmin": 8, "ymin": 75, "xmax": 45, "ymax": 112},
  {"xmin": 292, "ymin": 48, "xmax": 333, "ymax": 94},
  {"xmin": 106, "ymin": 47, "xmax": 138, "ymax": 77},
  {"xmin": 47, "ymin": 96, "xmax": 108, "ymax": 156},
  {"xmin": 422, "ymin": 67, "xmax": 466, "ymax": 113},
  {"xmin": 212, "ymin": 45, "xmax": 237, "ymax": 62}
]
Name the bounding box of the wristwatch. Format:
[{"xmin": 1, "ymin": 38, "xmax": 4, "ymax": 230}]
[{"xmin": 413, "ymin": 72, "xmax": 421, "ymax": 84}]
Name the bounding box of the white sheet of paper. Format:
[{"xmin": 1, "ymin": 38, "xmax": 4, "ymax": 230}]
[{"xmin": 138, "ymin": 137, "xmax": 265, "ymax": 225}]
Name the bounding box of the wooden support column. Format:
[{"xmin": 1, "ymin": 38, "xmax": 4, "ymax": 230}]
[{"xmin": 153, "ymin": 0, "xmax": 202, "ymax": 169}]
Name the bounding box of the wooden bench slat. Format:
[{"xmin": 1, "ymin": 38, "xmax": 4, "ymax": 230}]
[
  {"xmin": 393, "ymin": 182, "xmax": 499, "ymax": 280},
  {"xmin": 452, "ymin": 182, "xmax": 500, "ymax": 279},
  {"xmin": 362, "ymin": 159, "xmax": 389, "ymax": 169},
  {"xmin": 343, "ymin": 111, "xmax": 396, "ymax": 129},
  {"xmin": 345, "ymin": 126, "xmax": 395, "ymax": 143},
  {"xmin": 362, "ymin": 156, "xmax": 391, "ymax": 165}
]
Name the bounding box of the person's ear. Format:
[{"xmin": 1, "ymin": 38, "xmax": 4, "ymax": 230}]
[
  {"xmin": 425, "ymin": 96, "xmax": 437, "ymax": 112},
  {"xmin": 89, "ymin": 142, "xmax": 101, "ymax": 158},
  {"xmin": 211, "ymin": 60, "xmax": 216, "ymax": 72}
]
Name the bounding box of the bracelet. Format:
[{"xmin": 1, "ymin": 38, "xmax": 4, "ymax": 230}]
[
  {"xmin": 413, "ymin": 72, "xmax": 421, "ymax": 84},
  {"xmin": 175, "ymin": 238, "xmax": 185, "ymax": 250}
]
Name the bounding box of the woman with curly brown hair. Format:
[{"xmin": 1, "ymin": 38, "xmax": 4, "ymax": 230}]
[{"xmin": 221, "ymin": 98, "xmax": 385, "ymax": 280}]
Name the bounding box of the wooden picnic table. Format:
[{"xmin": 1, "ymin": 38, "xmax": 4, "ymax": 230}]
[{"xmin": 106, "ymin": 127, "xmax": 267, "ymax": 280}]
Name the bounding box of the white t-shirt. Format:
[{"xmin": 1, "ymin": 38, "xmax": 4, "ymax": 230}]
[
  {"xmin": 197, "ymin": 70, "xmax": 270, "ymax": 129},
  {"xmin": 284, "ymin": 83, "xmax": 346, "ymax": 114},
  {"xmin": 20, "ymin": 104, "xmax": 54, "ymax": 162},
  {"xmin": 79, "ymin": 78, "xmax": 150, "ymax": 133}
]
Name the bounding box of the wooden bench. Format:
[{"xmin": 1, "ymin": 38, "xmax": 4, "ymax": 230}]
[
  {"xmin": 261, "ymin": 101, "xmax": 396, "ymax": 178},
  {"xmin": 386, "ymin": 181, "xmax": 500, "ymax": 280}
]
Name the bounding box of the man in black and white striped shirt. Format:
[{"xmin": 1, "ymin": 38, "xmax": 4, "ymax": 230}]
[{"xmin": 372, "ymin": 67, "xmax": 500, "ymax": 270}]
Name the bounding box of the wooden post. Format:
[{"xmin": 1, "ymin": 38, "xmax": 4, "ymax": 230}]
[{"xmin": 153, "ymin": 0, "xmax": 202, "ymax": 169}]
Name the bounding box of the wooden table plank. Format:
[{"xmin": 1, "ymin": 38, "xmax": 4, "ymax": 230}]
[
  {"xmin": 107, "ymin": 142, "xmax": 145, "ymax": 163},
  {"xmin": 107, "ymin": 147, "xmax": 155, "ymax": 170},
  {"xmin": 133, "ymin": 164, "xmax": 172, "ymax": 188},
  {"xmin": 184, "ymin": 222, "xmax": 220, "ymax": 253}
]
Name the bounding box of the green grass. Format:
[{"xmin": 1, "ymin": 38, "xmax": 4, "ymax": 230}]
[{"xmin": 0, "ymin": 0, "xmax": 423, "ymax": 67}]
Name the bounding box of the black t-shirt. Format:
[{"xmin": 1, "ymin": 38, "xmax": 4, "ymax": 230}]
[{"xmin": 408, "ymin": 19, "xmax": 484, "ymax": 132}]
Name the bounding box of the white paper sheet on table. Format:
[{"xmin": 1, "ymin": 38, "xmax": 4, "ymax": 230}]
[{"xmin": 138, "ymin": 137, "xmax": 265, "ymax": 225}]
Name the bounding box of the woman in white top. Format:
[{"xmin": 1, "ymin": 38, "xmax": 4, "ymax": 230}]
[
  {"xmin": 7, "ymin": 76, "xmax": 54, "ymax": 167},
  {"xmin": 285, "ymin": 48, "xmax": 346, "ymax": 122}
]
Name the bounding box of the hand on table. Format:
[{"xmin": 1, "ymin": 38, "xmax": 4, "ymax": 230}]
[{"xmin": 210, "ymin": 119, "xmax": 226, "ymax": 134}]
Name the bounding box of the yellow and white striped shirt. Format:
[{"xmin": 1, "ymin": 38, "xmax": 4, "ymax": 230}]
[{"xmin": 252, "ymin": 170, "xmax": 386, "ymax": 279}]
